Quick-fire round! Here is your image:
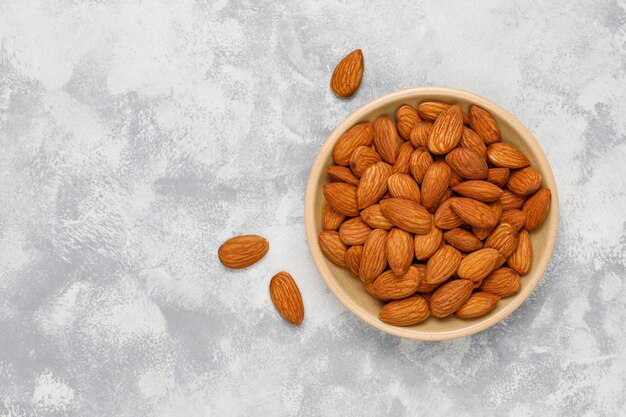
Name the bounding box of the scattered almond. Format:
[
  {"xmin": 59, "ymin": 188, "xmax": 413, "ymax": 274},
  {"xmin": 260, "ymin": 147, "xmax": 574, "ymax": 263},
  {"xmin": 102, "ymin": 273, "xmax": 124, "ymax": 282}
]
[
  {"xmin": 330, "ymin": 49, "xmax": 364, "ymax": 97},
  {"xmin": 269, "ymin": 272, "xmax": 304, "ymax": 325},
  {"xmin": 218, "ymin": 235, "xmax": 269, "ymax": 269}
]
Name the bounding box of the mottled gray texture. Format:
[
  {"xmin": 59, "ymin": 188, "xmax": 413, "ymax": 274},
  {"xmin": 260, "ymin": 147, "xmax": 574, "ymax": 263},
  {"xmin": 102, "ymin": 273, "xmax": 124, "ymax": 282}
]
[{"xmin": 0, "ymin": 0, "xmax": 625, "ymax": 416}]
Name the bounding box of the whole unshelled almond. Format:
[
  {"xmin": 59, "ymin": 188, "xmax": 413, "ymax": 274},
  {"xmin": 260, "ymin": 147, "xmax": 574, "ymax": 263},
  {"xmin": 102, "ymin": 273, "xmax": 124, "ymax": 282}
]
[
  {"xmin": 360, "ymin": 204, "xmax": 393, "ymax": 230},
  {"xmin": 327, "ymin": 165, "xmax": 360, "ymax": 186},
  {"xmin": 372, "ymin": 265, "xmax": 422, "ymax": 300},
  {"xmin": 414, "ymin": 223, "xmax": 442, "ymax": 260},
  {"xmin": 357, "ymin": 161, "xmax": 393, "ymax": 209},
  {"xmin": 445, "ymin": 147, "xmax": 488, "ymax": 180},
  {"xmin": 507, "ymin": 167, "xmax": 542, "ymax": 196},
  {"xmin": 417, "ymin": 102, "xmax": 470, "ymax": 125},
  {"xmin": 396, "ymin": 105, "xmax": 421, "ymax": 140},
  {"xmin": 339, "ymin": 218, "xmax": 373, "ymax": 246},
  {"xmin": 322, "ymin": 203, "xmax": 345, "ymax": 231},
  {"xmin": 394, "ymin": 141, "xmax": 414, "ymax": 174},
  {"xmin": 333, "ymin": 123, "xmax": 374, "ymax": 166},
  {"xmin": 450, "ymin": 198, "xmax": 497, "ymax": 229},
  {"xmin": 460, "ymin": 128, "xmax": 488, "ymax": 160},
  {"xmin": 428, "ymin": 104, "xmax": 464, "ymax": 154},
  {"xmin": 508, "ymin": 229, "xmax": 532, "ymax": 274},
  {"xmin": 429, "ymin": 279, "xmax": 473, "ymax": 318},
  {"xmin": 468, "ymin": 105, "xmax": 500, "ymax": 144},
  {"xmin": 359, "ymin": 229, "xmax": 388, "ymax": 283},
  {"xmin": 485, "ymin": 223, "xmax": 519, "ymax": 259},
  {"xmin": 350, "ymin": 145, "xmax": 381, "ymax": 178},
  {"xmin": 523, "ymin": 188, "xmax": 551, "ymax": 230},
  {"xmin": 487, "ymin": 167, "xmax": 510, "ymax": 187},
  {"xmin": 323, "ymin": 182, "xmax": 360, "ymax": 216},
  {"xmin": 386, "ymin": 228, "xmax": 414, "ymax": 275},
  {"xmin": 218, "ymin": 235, "xmax": 269, "ymax": 269},
  {"xmin": 409, "ymin": 122, "xmax": 433, "ymax": 148},
  {"xmin": 472, "ymin": 200, "xmax": 503, "ymax": 240},
  {"xmin": 269, "ymin": 272, "xmax": 304, "ymax": 325},
  {"xmin": 425, "ymin": 244, "xmax": 462, "ymax": 285},
  {"xmin": 330, "ymin": 49, "xmax": 364, "ymax": 97},
  {"xmin": 434, "ymin": 197, "xmax": 465, "ymax": 229},
  {"xmin": 421, "ymin": 161, "xmax": 452, "ymax": 212},
  {"xmin": 388, "ymin": 173, "xmax": 421, "ymax": 202},
  {"xmin": 380, "ymin": 198, "xmax": 432, "ymax": 234},
  {"xmin": 500, "ymin": 209, "xmax": 526, "ymax": 231},
  {"xmin": 345, "ymin": 245, "xmax": 363, "ymax": 276},
  {"xmin": 500, "ymin": 189, "xmax": 526, "ymax": 210},
  {"xmin": 487, "ymin": 143, "xmax": 530, "ymax": 169},
  {"xmin": 457, "ymin": 248, "xmax": 502, "ymax": 282},
  {"xmin": 455, "ymin": 292, "xmax": 500, "ymax": 319},
  {"xmin": 480, "ymin": 267, "xmax": 521, "ymax": 297},
  {"xmin": 409, "ymin": 147, "xmax": 434, "ymax": 185},
  {"xmin": 379, "ymin": 295, "xmax": 430, "ymax": 326},
  {"xmin": 443, "ymin": 228, "xmax": 483, "ymax": 252},
  {"xmin": 319, "ymin": 231, "xmax": 348, "ymax": 267},
  {"xmin": 452, "ymin": 180, "xmax": 504, "ymax": 202},
  {"xmin": 373, "ymin": 116, "xmax": 400, "ymax": 164}
]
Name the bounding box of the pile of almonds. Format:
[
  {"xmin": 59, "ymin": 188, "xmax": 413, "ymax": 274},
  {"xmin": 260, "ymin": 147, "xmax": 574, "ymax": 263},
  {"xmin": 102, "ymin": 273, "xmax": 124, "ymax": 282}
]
[{"xmin": 319, "ymin": 102, "xmax": 552, "ymax": 326}]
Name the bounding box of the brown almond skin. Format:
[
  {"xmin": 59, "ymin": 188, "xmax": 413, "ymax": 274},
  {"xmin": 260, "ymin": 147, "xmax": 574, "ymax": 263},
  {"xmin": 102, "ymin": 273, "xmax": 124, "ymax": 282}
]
[
  {"xmin": 421, "ymin": 161, "xmax": 452, "ymax": 212},
  {"xmin": 456, "ymin": 292, "xmax": 500, "ymax": 319},
  {"xmin": 434, "ymin": 197, "xmax": 465, "ymax": 229},
  {"xmin": 445, "ymin": 147, "xmax": 488, "ymax": 180},
  {"xmin": 428, "ymin": 104, "xmax": 464, "ymax": 154},
  {"xmin": 327, "ymin": 165, "xmax": 360, "ymax": 186},
  {"xmin": 379, "ymin": 295, "xmax": 430, "ymax": 326},
  {"xmin": 443, "ymin": 228, "xmax": 484, "ymax": 252},
  {"xmin": 269, "ymin": 272, "xmax": 304, "ymax": 325},
  {"xmin": 426, "ymin": 245, "xmax": 462, "ymax": 284},
  {"xmin": 357, "ymin": 161, "xmax": 393, "ymax": 209},
  {"xmin": 500, "ymin": 189, "xmax": 527, "ymax": 210},
  {"xmin": 429, "ymin": 279, "xmax": 473, "ymax": 318},
  {"xmin": 372, "ymin": 266, "xmax": 422, "ymax": 300},
  {"xmin": 487, "ymin": 167, "xmax": 511, "ymax": 187},
  {"xmin": 394, "ymin": 141, "xmax": 415, "ymax": 174},
  {"xmin": 319, "ymin": 231, "xmax": 348, "ymax": 267},
  {"xmin": 359, "ymin": 229, "xmax": 389, "ymax": 283},
  {"xmin": 409, "ymin": 122, "xmax": 433, "ymax": 148},
  {"xmin": 450, "ymin": 198, "xmax": 497, "ymax": 229},
  {"xmin": 332, "ymin": 123, "xmax": 373, "ymax": 166},
  {"xmin": 469, "ymin": 105, "xmax": 501, "ymax": 144},
  {"xmin": 457, "ymin": 248, "xmax": 502, "ymax": 282},
  {"xmin": 323, "ymin": 182, "xmax": 360, "ymax": 216},
  {"xmin": 480, "ymin": 267, "xmax": 521, "ymax": 297},
  {"xmin": 487, "ymin": 143, "xmax": 530, "ymax": 169},
  {"xmin": 507, "ymin": 167, "xmax": 542, "ymax": 196},
  {"xmin": 396, "ymin": 105, "xmax": 421, "ymax": 140},
  {"xmin": 449, "ymin": 171, "xmax": 463, "ymax": 188},
  {"xmin": 452, "ymin": 180, "xmax": 504, "ymax": 202},
  {"xmin": 360, "ymin": 204, "xmax": 393, "ymax": 230},
  {"xmin": 409, "ymin": 147, "xmax": 434, "ymax": 184},
  {"xmin": 460, "ymin": 127, "xmax": 488, "ymax": 160},
  {"xmin": 338, "ymin": 218, "xmax": 373, "ymax": 246},
  {"xmin": 508, "ymin": 229, "xmax": 532, "ymax": 274},
  {"xmin": 386, "ymin": 228, "xmax": 414, "ymax": 275},
  {"xmin": 523, "ymin": 188, "xmax": 551, "ymax": 230},
  {"xmin": 350, "ymin": 145, "xmax": 381, "ymax": 178},
  {"xmin": 322, "ymin": 203, "xmax": 345, "ymax": 231},
  {"xmin": 417, "ymin": 102, "xmax": 470, "ymax": 125},
  {"xmin": 380, "ymin": 198, "xmax": 433, "ymax": 234},
  {"xmin": 485, "ymin": 223, "xmax": 519, "ymax": 259},
  {"xmin": 345, "ymin": 245, "xmax": 363, "ymax": 277},
  {"xmin": 500, "ymin": 209, "xmax": 526, "ymax": 231},
  {"xmin": 330, "ymin": 49, "xmax": 363, "ymax": 97},
  {"xmin": 414, "ymin": 223, "xmax": 443, "ymax": 260},
  {"xmin": 218, "ymin": 235, "xmax": 269, "ymax": 269},
  {"xmin": 388, "ymin": 173, "xmax": 421, "ymax": 202},
  {"xmin": 373, "ymin": 116, "xmax": 400, "ymax": 164},
  {"xmin": 472, "ymin": 199, "xmax": 503, "ymax": 240}
]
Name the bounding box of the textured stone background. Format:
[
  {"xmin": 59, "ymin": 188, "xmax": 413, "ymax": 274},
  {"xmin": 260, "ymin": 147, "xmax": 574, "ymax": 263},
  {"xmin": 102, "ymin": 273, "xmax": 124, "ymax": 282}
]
[{"xmin": 1, "ymin": 1, "xmax": 625, "ymax": 416}]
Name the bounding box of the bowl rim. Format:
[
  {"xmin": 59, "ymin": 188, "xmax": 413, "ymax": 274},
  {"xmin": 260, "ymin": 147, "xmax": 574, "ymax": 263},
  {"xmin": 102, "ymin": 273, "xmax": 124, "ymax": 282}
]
[{"xmin": 304, "ymin": 87, "xmax": 559, "ymax": 341}]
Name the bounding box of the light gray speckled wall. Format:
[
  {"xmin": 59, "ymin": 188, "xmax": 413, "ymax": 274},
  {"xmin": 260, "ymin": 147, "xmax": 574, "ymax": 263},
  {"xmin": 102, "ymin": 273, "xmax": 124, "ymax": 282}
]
[{"xmin": 1, "ymin": 1, "xmax": 625, "ymax": 416}]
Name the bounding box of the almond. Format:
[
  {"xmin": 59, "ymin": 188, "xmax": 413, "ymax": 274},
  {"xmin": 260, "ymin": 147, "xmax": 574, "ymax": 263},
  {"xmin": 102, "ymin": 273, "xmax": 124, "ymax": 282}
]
[
  {"xmin": 345, "ymin": 245, "xmax": 363, "ymax": 276},
  {"xmin": 332, "ymin": 122, "xmax": 373, "ymax": 166},
  {"xmin": 500, "ymin": 209, "xmax": 526, "ymax": 231},
  {"xmin": 445, "ymin": 147, "xmax": 488, "ymax": 180},
  {"xmin": 421, "ymin": 161, "xmax": 452, "ymax": 212},
  {"xmin": 386, "ymin": 228, "xmax": 414, "ymax": 275},
  {"xmin": 426, "ymin": 244, "xmax": 462, "ymax": 284},
  {"xmin": 339, "ymin": 218, "xmax": 373, "ymax": 245},
  {"xmin": 323, "ymin": 182, "xmax": 360, "ymax": 216},
  {"xmin": 455, "ymin": 292, "xmax": 500, "ymax": 319},
  {"xmin": 428, "ymin": 104, "xmax": 464, "ymax": 154},
  {"xmin": 429, "ymin": 279, "xmax": 473, "ymax": 318},
  {"xmin": 487, "ymin": 143, "xmax": 530, "ymax": 169},
  {"xmin": 373, "ymin": 116, "xmax": 400, "ymax": 164},
  {"xmin": 269, "ymin": 272, "xmax": 304, "ymax": 325},
  {"xmin": 487, "ymin": 167, "xmax": 510, "ymax": 187},
  {"xmin": 417, "ymin": 102, "xmax": 470, "ymax": 125},
  {"xmin": 500, "ymin": 189, "xmax": 526, "ymax": 210},
  {"xmin": 484, "ymin": 223, "xmax": 519, "ymax": 259},
  {"xmin": 468, "ymin": 105, "xmax": 500, "ymax": 144},
  {"xmin": 318, "ymin": 231, "xmax": 348, "ymax": 267},
  {"xmin": 507, "ymin": 167, "xmax": 542, "ymax": 196},
  {"xmin": 357, "ymin": 161, "xmax": 393, "ymax": 209},
  {"xmin": 409, "ymin": 122, "xmax": 433, "ymax": 148},
  {"xmin": 379, "ymin": 295, "xmax": 430, "ymax": 326},
  {"xmin": 393, "ymin": 141, "xmax": 414, "ymax": 174},
  {"xmin": 443, "ymin": 228, "xmax": 483, "ymax": 252},
  {"xmin": 409, "ymin": 147, "xmax": 434, "ymax": 184},
  {"xmin": 417, "ymin": 281, "xmax": 441, "ymax": 294},
  {"xmin": 322, "ymin": 203, "xmax": 345, "ymax": 231},
  {"xmin": 460, "ymin": 127, "xmax": 488, "ymax": 160},
  {"xmin": 472, "ymin": 199, "xmax": 503, "ymax": 240},
  {"xmin": 379, "ymin": 198, "xmax": 432, "ymax": 234},
  {"xmin": 360, "ymin": 204, "xmax": 394, "ymax": 230},
  {"xmin": 359, "ymin": 229, "xmax": 388, "ymax": 283},
  {"xmin": 350, "ymin": 145, "xmax": 381, "ymax": 178},
  {"xmin": 450, "ymin": 198, "xmax": 497, "ymax": 229},
  {"xmin": 388, "ymin": 173, "xmax": 421, "ymax": 202},
  {"xmin": 414, "ymin": 223, "xmax": 443, "ymax": 260},
  {"xmin": 480, "ymin": 267, "xmax": 521, "ymax": 297},
  {"xmin": 508, "ymin": 229, "xmax": 532, "ymax": 274},
  {"xmin": 330, "ymin": 49, "xmax": 363, "ymax": 97},
  {"xmin": 452, "ymin": 180, "xmax": 504, "ymax": 202},
  {"xmin": 218, "ymin": 235, "xmax": 269, "ymax": 269},
  {"xmin": 523, "ymin": 188, "xmax": 551, "ymax": 230},
  {"xmin": 457, "ymin": 248, "xmax": 501, "ymax": 282},
  {"xmin": 396, "ymin": 105, "xmax": 421, "ymax": 140},
  {"xmin": 434, "ymin": 197, "xmax": 465, "ymax": 229},
  {"xmin": 327, "ymin": 165, "xmax": 360, "ymax": 186},
  {"xmin": 371, "ymin": 266, "xmax": 422, "ymax": 300}
]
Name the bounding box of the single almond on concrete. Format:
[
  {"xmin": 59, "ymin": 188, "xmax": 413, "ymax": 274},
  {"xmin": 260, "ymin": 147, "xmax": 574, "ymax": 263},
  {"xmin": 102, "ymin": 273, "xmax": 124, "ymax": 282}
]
[
  {"xmin": 421, "ymin": 161, "xmax": 452, "ymax": 212},
  {"xmin": 500, "ymin": 189, "xmax": 527, "ymax": 210},
  {"xmin": 323, "ymin": 182, "xmax": 360, "ymax": 216},
  {"xmin": 426, "ymin": 245, "xmax": 462, "ymax": 285},
  {"xmin": 386, "ymin": 228, "xmax": 414, "ymax": 275},
  {"xmin": 487, "ymin": 143, "xmax": 530, "ymax": 168},
  {"xmin": 396, "ymin": 105, "xmax": 421, "ymax": 140},
  {"xmin": 480, "ymin": 267, "xmax": 521, "ymax": 297},
  {"xmin": 414, "ymin": 223, "xmax": 443, "ymax": 260},
  {"xmin": 333, "ymin": 122, "xmax": 373, "ymax": 166},
  {"xmin": 339, "ymin": 218, "xmax": 373, "ymax": 246},
  {"xmin": 500, "ymin": 209, "xmax": 526, "ymax": 231},
  {"xmin": 457, "ymin": 248, "xmax": 501, "ymax": 282},
  {"xmin": 360, "ymin": 204, "xmax": 393, "ymax": 230},
  {"xmin": 373, "ymin": 116, "xmax": 400, "ymax": 164},
  {"xmin": 468, "ymin": 105, "xmax": 500, "ymax": 144},
  {"xmin": 507, "ymin": 167, "xmax": 542, "ymax": 196},
  {"xmin": 319, "ymin": 231, "xmax": 348, "ymax": 267},
  {"xmin": 270, "ymin": 272, "xmax": 304, "ymax": 325},
  {"xmin": 409, "ymin": 122, "xmax": 433, "ymax": 148},
  {"xmin": 460, "ymin": 127, "xmax": 488, "ymax": 160},
  {"xmin": 487, "ymin": 167, "xmax": 510, "ymax": 187},
  {"xmin": 443, "ymin": 228, "xmax": 484, "ymax": 252},
  {"xmin": 434, "ymin": 197, "xmax": 465, "ymax": 229},
  {"xmin": 330, "ymin": 49, "xmax": 363, "ymax": 97},
  {"xmin": 409, "ymin": 147, "xmax": 434, "ymax": 185},
  {"xmin": 452, "ymin": 180, "xmax": 504, "ymax": 202},
  {"xmin": 379, "ymin": 295, "xmax": 430, "ymax": 326},
  {"xmin": 372, "ymin": 266, "xmax": 422, "ymax": 300},
  {"xmin": 388, "ymin": 173, "xmax": 421, "ymax": 202},
  {"xmin": 456, "ymin": 292, "xmax": 500, "ymax": 319},
  {"xmin": 218, "ymin": 235, "xmax": 269, "ymax": 269},
  {"xmin": 357, "ymin": 161, "xmax": 393, "ymax": 209},
  {"xmin": 327, "ymin": 165, "xmax": 360, "ymax": 186},
  {"xmin": 350, "ymin": 145, "xmax": 381, "ymax": 178},
  {"xmin": 345, "ymin": 245, "xmax": 363, "ymax": 277},
  {"xmin": 508, "ymin": 229, "xmax": 532, "ymax": 274},
  {"xmin": 450, "ymin": 198, "xmax": 497, "ymax": 229},
  {"xmin": 359, "ymin": 229, "xmax": 388, "ymax": 283},
  {"xmin": 445, "ymin": 147, "xmax": 488, "ymax": 180},
  {"xmin": 380, "ymin": 198, "xmax": 432, "ymax": 234},
  {"xmin": 428, "ymin": 104, "xmax": 464, "ymax": 154},
  {"xmin": 485, "ymin": 223, "xmax": 519, "ymax": 259},
  {"xmin": 429, "ymin": 279, "xmax": 473, "ymax": 318},
  {"xmin": 322, "ymin": 203, "xmax": 345, "ymax": 231},
  {"xmin": 523, "ymin": 188, "xmax": 551, "ymax": 230},
  {"xmin": 394, "ymin": 141, "xmax": 414, "ymax": 174}
]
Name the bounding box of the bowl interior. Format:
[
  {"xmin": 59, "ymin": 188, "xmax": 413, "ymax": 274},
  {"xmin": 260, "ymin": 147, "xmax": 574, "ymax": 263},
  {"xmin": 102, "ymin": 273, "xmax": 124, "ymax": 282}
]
[{"xmin": 305, "ymin": 87, "xmax": 558, "ymax": 340}]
